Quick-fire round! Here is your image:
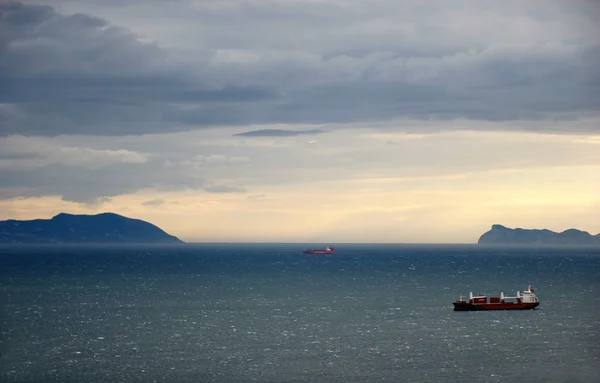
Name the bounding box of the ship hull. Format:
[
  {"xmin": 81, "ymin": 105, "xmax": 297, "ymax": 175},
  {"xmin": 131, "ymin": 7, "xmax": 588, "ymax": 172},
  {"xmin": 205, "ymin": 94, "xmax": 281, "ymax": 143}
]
[
  {"xmin": 302, "ymin": 250, "xmax": 334, "ymax": 254},
  {"xmin": 453, "ymin": 302, "xmax": 539, "ymax": 311}
]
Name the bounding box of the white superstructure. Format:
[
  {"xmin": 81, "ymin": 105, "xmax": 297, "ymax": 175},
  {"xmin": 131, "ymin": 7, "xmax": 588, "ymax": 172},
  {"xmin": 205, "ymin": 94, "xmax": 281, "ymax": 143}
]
[{"xmin": 519, "ymin": 285, "xmax": 539, "ymax": 304}]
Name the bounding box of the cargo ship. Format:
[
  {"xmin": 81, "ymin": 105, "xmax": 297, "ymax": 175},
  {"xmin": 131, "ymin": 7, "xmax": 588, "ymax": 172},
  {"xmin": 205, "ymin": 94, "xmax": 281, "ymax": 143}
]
[
  {"xmin": 302, "ymin": 246, "xmax": 334, "ymax": 254},
  {"xmin": 453, "ymin": 286, "xmax": 539, "ymax": 311}
]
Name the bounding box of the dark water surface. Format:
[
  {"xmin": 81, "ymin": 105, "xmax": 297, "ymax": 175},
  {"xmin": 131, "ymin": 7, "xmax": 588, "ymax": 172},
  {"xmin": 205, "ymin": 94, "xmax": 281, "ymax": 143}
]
[{"xmin": 1, "ymin": 244, "xmax": 599, "ymax": 382}]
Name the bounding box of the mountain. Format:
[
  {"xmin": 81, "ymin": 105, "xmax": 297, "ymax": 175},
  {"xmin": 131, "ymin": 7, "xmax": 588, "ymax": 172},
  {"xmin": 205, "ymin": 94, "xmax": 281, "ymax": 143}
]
[
  {"xmin": 478, "ymin": 224, "xmax": 600, "ymax": 245},
  {"xmin": 0, "ymin": 213, "xmax": 184, "ymax": 244}
]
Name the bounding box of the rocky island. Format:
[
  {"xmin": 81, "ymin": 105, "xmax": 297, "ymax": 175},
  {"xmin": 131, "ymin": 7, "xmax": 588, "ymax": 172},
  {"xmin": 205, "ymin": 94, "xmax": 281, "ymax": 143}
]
[
  {"xmin": 478, "ymin": 224, "xmax": 600, "ymax": 245},
  {"xmin": 0, "ymin": 213, "xmax": 183, "ymax": 244}
]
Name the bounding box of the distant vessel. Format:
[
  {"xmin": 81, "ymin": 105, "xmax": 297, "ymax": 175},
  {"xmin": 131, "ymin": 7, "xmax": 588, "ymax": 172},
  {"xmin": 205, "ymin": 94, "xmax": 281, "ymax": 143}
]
[
  {"xmin": 302, "ymin": 246, "xmax": 334, "ymax": 254},
  {"xmin": 453, "ymin": 286, "xmax": 540, "ymax": 311}
]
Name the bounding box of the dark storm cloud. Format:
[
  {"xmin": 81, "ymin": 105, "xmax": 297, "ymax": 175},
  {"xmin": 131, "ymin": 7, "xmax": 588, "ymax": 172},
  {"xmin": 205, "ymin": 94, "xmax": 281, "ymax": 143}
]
[
  {"xmin": 1, "ymin": 0, "xmax": 599, "ymax": 137},
  {"xmin": 0, "ymin": 76, "xmax": 277, "ymax": 103},
  {"xmin": 0, "ymin": 3, "xmax": 156, "ymax": 77},
  {"xmin": 0, "ymin": 1, "xmax": 280, "ymax": 135},
  {"xmin": 172, "ymin": 86, "xmax": 279, "ymax": 103},
  {"xmin": 233, "ymin": 129, "xmax": 325, "ymax": 137}
]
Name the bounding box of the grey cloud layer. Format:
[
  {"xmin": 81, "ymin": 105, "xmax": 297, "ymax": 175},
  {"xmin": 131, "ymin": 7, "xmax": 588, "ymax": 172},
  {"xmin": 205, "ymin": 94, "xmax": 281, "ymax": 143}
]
[
  {"xmin": 1, "ymin": 0, "xmax": 599, "ymax": 136},
  {"xmin": 2, "ymin": 121, "xmax": 599, "ymax": 203},
  {"xmin": 0, "ymin": 147, "xmax": 204, "ymax": 203},
  {"xmin": 234, "ymin": 129, "xmax": 325, "ymax": 137}
]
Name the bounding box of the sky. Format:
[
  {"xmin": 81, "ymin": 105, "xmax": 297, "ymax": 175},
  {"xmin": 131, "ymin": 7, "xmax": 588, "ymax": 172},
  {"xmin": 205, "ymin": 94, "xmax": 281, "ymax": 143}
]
[{"xmin": 0, "ymin": 0, "xmax": 599, "ymax": 243}]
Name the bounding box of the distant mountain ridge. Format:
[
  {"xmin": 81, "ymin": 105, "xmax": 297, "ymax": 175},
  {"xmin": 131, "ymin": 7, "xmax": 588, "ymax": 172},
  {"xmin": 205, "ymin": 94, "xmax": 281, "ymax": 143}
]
[
  {"xmin": 0, "ymin": 213, "xmax": 183, "ymax": 244},
  {"xmin": 478, "ymin": 224, "xmax": 600, "ymax": 245}
]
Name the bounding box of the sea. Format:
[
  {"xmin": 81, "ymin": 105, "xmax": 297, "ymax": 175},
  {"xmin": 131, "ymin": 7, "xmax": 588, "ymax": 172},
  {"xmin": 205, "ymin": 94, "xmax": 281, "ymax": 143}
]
[{"xmin": 0, "ymin": 244, "xmax": 599, "ymax": 383}]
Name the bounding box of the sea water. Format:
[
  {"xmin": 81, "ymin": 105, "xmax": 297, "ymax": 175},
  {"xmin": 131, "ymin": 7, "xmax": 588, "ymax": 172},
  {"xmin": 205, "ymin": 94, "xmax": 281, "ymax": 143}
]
[{"xmin": 1, "ymin": 244, "xmax": 599, "ymax": 382}]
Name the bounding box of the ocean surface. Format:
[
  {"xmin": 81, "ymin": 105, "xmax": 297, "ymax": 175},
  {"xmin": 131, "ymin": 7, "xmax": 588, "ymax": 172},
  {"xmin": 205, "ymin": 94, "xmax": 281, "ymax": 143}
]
[{"xmin": 1, "ymin": 244, "xmax": 599, "ymax": 383}]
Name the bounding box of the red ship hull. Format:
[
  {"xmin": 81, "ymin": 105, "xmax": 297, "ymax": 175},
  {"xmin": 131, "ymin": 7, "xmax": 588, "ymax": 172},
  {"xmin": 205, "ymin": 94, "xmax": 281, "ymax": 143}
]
[
  {"xmin": 453, "ymin": 302, "xmax": 539, "ymax": 311},
  {"xmin": 302, "ymin": 250, "xmax": 334, "ymax": 254}
]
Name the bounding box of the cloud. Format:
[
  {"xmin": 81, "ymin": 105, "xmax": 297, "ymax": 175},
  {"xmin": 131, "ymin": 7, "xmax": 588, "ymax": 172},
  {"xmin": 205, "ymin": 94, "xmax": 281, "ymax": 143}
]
[
  {"xmin": 203, "ymin": 184, "xmax": 246, "ymax": 193},
  {"xmin": 0, "ymin": 133, "xmax": 226, "ymax": 203},
  {"xmin": 191, "ymin": 154, "xmax": 249, "ymax": 164},
  {"xmin": 3, "ymin": 122, "xmax": 598, "ymax": 204},
  {"xmin": 0, "ymin": 0, "xmax": 599, "ymax": 136},
  {"xmin": 0, "ymin": 135, "xmax": 148, "ymax": 170},
  {"xmin": 0, "ymin": 1, "xmax": 280, "ymax": 135},
  {"xmin": 142, "ymin": 198, "xmax": 166, "ymax": 207},
  {"xmin": 233, "ymin": 128, "xmax": 325, "ymax": 137}
]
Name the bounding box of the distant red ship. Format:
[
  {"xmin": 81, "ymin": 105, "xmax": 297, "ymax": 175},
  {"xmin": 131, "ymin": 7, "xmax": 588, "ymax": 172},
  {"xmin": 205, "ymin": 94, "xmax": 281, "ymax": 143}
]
[
  {"xmin": 453, "ymin": 286, "xmax": 540, "ymax": 311},
  {"xmin": 302, "ymin": 246, "xmax": 334, "ymax": 254}
]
